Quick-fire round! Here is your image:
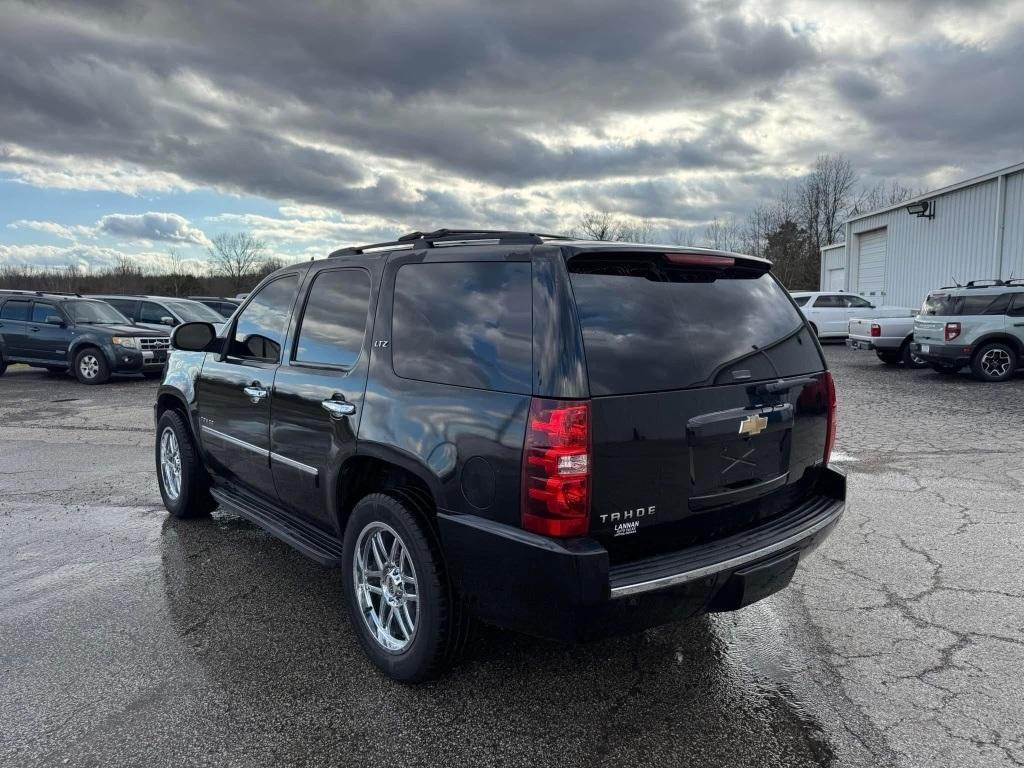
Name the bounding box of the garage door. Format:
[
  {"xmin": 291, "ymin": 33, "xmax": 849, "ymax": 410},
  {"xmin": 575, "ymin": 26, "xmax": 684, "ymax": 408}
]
[
  {"xmin": 857, "ymin": 229, "xmax": 887, "ymax": 299},
  {"xmin": 827, "ymin": 267, "xmax": 845, "ymax": 291}
]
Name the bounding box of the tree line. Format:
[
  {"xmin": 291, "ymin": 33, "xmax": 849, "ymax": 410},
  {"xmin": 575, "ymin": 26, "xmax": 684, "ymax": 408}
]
[
  {"xmin": 0, "ymin": 232, "xmax": 282, "ymax": 297},
  {"xmin": 572, "ymin": 154, "xmax": 915, "ymax": 290}
]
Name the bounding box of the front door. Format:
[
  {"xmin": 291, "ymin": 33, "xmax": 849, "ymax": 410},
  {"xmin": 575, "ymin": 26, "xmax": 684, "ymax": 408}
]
[
  {"xmin": 25, "ymin": 301, "xmax": 68, "ymax": 363},
  {"xmin": 270, "ymin": 266, "xmax": 374, "ymax": 529},
  {"xmin": 197, "ymin": 272, "xmax": 304, "ymax": 503}
]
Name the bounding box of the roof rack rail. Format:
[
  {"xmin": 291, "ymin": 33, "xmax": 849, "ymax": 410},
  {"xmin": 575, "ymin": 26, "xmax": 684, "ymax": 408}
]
[
  {"xmin": 965, "ymin": 279, "xmax": 1005, "ymax": 288},
  {"xmin": 0, "ymin": 289, "xmax": 82, "ymax": 297},
  {"xmin": 329, "ymin": 228, "xmax": 570, "ymax": 258}
]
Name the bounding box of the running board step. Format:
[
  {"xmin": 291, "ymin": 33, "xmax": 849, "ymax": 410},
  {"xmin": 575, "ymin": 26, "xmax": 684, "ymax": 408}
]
[{"xmin": 210, "ymin": 488, "xmax": 345, "ymax": 566}]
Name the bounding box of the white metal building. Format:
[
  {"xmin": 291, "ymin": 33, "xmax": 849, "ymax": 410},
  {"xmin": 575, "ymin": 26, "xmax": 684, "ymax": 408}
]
[{"xmin": 819, "ymin": 162, "xmax": 1024, "ymax": 308}]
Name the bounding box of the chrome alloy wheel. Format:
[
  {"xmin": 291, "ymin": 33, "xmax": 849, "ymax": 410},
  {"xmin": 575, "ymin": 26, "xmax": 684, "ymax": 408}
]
[
  {"xmin": 909, "ymin": 350, "xmax": 926, "ymax": 366},
  {"xmin": 981, "ymin": 348, "xmax": 1012, "ymax": 378},
  {"xmin": 159, "ymin": 427, "xmax": 182, "ymax": 501},
  {"xmin": 79, "ymin": 353, "xmax": 100, "ymax": 379},
  {"xmin": 353, "ymin": 521, "xmax": 419, "ymax": 653}
]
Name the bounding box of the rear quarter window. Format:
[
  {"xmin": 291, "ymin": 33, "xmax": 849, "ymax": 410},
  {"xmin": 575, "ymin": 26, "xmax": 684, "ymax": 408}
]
[
  {"xmin": 391, "ymin": 261, "xmax": 533, "ymax": 394},
  {"xmin": 568, "ymin": 254, "xmax": 820, "ymax": 395}
]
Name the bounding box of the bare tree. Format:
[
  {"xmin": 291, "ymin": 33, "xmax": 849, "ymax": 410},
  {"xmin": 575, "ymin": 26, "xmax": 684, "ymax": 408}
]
[
  {"xmin": 703, "ymin": 216, "xmax": 743, "ymax": 252},
  {"xmin": 799, "ymin": 154, "xmax": 859, "ymax": 253},
  {"xmin": 207, "ymin": 232, "xmax": 267, "ymax": 293},
  {"xmin": 851, "ymin": 180, "xmax": 915, "ymax": 216},
  {"xmin": 573, "ymin": 211, "xmax": 621, "ymax": 241},
  {"xmin": 669, "ymin": 227, "xmax": 699, "ymax": 247},
  {"xmin": 617, "ymin": 218, "xmax": 656, "ymax": 244}
]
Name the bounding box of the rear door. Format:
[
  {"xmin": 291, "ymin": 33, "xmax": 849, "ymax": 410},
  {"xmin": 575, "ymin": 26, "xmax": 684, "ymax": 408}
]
[
  {"xmin": 0, "ymin": 299, "xmax": 32, "ymax": 356},
  {"xmin": 565, "ymin": 251, "xmax": 830, "ymax": 553},
  {"xmin": 25, "ymin": 301, "xmax": 67, "ymax": 363},
  {"xmin": 270, "ymin": 264, "xmax": 375, "ymax": 529},
  {"xmin": 197, "ymin": 272, "xmax": 304, "ymax": 503},
  {"xmin": 811, "ymin": 294, "xmax": 848, "ymax": 333}
]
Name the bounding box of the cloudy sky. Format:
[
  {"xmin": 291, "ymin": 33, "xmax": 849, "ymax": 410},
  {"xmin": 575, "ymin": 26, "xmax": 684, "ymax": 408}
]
[{"xmin": 1, "ymin": 0, "xmax": 1023, "ymax": 273}]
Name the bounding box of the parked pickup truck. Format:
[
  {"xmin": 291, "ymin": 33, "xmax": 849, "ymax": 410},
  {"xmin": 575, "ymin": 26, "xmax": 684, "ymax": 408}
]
[{"xmin": 847, "ymin": 316, "xmax": 927, "ymax": 368}]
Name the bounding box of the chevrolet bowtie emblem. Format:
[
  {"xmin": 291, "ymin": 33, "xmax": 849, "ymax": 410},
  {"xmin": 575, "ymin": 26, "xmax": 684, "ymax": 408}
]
[{"xmin": 738, "ymin": 414, "xmax": 768, "ymax": 437}]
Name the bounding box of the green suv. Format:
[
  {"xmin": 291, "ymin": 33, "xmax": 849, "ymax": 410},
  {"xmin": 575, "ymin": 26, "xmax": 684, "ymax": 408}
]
[{"xmin": 911, "ymin": 280, "xmax": 1024, "ymax": 382}]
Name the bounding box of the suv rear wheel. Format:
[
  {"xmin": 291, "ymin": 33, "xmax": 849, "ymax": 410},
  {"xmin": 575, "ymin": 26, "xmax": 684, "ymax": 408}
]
[
  {"xmin": 971, "ymin": 342, "xmax": 1017, "ymax": 382},
  {"xmin": 342, "ymin": 493, "xmax": 465, "ymax": 682},
  {"xmin": 74, "ymin": 347, "xmax": 110, "ymax": 384},
  {"xmin": 900, "ymin": 341, "xmax": 929, "ymax": 369},
  {"xmin": 156, "ymin": 410, "xmax": 216, "ymax": 518}
]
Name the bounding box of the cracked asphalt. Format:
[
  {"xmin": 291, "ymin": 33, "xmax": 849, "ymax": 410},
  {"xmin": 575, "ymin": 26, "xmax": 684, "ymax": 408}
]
[{"xmin": 1, "ymin": 348, "xmax": 1022, "ymax": 768}]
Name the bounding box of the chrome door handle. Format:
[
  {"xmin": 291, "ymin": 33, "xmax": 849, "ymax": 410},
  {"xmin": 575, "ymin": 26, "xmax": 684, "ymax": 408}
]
[
  {"xmin": 321, "ymin": 399, "xmax": 356, "ymax": 418},
  {"xmin": 243, "ymin": 385, "xmax": 268, "ymax": 403}
]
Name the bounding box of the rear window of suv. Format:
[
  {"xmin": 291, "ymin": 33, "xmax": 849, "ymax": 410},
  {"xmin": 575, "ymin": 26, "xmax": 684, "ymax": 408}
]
[
  {"xmin": 921, "ymin": 292, "xmax": 1013, "ymax": 316},
  {"xmin": 568, "ymin": 253, "xmax": 817, "ymax": 395}
]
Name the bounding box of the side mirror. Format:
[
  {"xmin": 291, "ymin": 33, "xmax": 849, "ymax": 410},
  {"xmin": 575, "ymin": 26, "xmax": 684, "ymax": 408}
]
[
  {"xmin": 46, "ymin": 315, "xmax": 66, "ymax": 326},
  {"xmin": 161, "ymin": 316, "xmax": 177, "ymax": 327},
  {"xmin": 868, "ymin": 303, "xmax": 876, "ymax": 309},
  {"xmin": 171, "ymin": 322, "xmax": 217, "ymax": 352}
]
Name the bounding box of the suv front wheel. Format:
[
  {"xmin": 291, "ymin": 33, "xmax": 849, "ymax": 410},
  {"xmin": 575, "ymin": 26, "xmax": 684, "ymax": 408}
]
[
  {"xmin": 342, "ymin": 493, "xmax": 465, "ymax": 683},
  {"xmin": 156, "ymin": 410, "xmax": 216, "ymax": 518},
  {"xmin": 74, "ymin": 347, "xmax": 110, "ymax": 384},
  {"xmin": 971, "ymin": 342, "xmax": 1018, "ymax": 382}
]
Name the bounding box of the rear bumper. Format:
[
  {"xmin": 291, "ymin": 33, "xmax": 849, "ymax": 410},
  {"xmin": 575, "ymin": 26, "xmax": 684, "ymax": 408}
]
[
  {"xmin": 848, "ymin": 336, "xmax": 899, "ymax": 352},
  {"xmin": 439, "ymin": 467, "xmax": 846, "ymax": 640},
  {"xmin": 910, "ymin": 341, "xmax": 971, "ymax": 367}
]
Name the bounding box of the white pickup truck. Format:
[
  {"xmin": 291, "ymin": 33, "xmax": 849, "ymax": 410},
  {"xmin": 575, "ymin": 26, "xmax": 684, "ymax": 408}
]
[{"xmin": 847, "ymin": 315, "xmax": 928, "ymax": 368}]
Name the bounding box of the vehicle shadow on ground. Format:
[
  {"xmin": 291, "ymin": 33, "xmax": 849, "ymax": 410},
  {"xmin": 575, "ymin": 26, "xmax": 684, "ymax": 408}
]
[{"xmin": 158, "ymin": 512, "xmax": 835, "ymax": 767}]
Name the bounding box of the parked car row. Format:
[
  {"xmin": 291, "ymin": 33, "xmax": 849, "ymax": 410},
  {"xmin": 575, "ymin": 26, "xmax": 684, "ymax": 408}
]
[
  {"xmin": 828, "ymin": 280, "xmax": 1024, "ymax": 383},
  {"xmin": 0, "ymin": 290, "xmax": 240, "ymax": 383}
]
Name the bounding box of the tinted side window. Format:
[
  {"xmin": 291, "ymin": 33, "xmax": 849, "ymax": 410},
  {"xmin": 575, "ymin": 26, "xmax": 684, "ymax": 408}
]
[
  {"xmin": 294, "ymin": 269, "xmax": 371, "ymax": 368},
  {"xmin": 106, "ymin": 299, "xmax": 137, "ymax": 318},
  {"xmin": 139, "ymin": 301, "xmax": 170, "ymax": 324},
  {"xmin": 392, "ymin": 261, "xmax": 533, "ymax": 393},
  {"xmin": 231, "ymin": 276, "xmax": 299, "ymax": 363},
  {"xmin": 813, "ymin": 295, "xmax": 843, "ymax": 308},
  {"xmin": 32, "ymin": 303, "xmax": 58, "ymax": 322},
  {"xmin": 792, "ymin": 296, "xmax": 810, "ymax": 307},
  {"xmin": 1009, "ymin": 294, "xmax": 1024, "ymax": 318},
  {"xmin": 846, "ymin": 296, "xmax": 873, "ymax": 308},
  {"xmin": 1, "ymin": 300, "xmax": 31, "ymax": 320}
]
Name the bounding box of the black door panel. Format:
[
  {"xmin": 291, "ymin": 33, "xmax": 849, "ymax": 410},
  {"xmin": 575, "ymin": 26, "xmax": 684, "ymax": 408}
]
[{"xmin": 270, "ymin": 266, "xmax": 374, "ymax": 529}]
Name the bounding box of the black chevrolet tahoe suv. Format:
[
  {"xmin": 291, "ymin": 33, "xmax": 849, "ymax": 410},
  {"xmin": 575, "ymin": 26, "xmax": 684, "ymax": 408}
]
[
  {"xmin": 0, "ymin": 290, "xmax": 170, "ymax": 383},
  {"xmin": 155, "ymin": 229, "xmax": 845, "ymax": 681}
]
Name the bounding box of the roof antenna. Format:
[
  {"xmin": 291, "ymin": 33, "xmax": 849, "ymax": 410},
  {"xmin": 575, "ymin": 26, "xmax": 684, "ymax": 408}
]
[{"xmin": 951, "ymin": 275, "xmax": 962, "ymax": 288}]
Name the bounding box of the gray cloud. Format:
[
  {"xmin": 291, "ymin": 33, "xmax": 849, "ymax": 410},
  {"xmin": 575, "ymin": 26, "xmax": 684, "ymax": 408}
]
[
  {"xmin": 0, "ymin": 0, "xmax": 1021, "ymax": 235},
  {"xmin": 96, "ymin": 212, "xmax": 209, "ymax": 245}
]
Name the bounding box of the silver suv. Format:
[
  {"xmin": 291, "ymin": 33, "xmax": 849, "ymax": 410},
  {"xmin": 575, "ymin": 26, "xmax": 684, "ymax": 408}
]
[{"xmin": 911, "ymin": 280, "xmax": 1024, "ymax": 382}]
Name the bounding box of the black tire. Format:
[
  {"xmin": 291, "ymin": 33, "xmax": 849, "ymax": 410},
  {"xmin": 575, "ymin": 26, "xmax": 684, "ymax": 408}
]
[
  {"xmin": 0, "ymin": 352, "xmax": 6, "ymax": 377},
  {"xmin": 930, "ymin": 363, "xmax": 961, "ymax": 375},
  {"xmin": 73, "ymin": 347, "xmax": 110, "ymax": 384},
  {"xmin": 876, "ymin": 350, "xmax": 900, "ymax": 365},
  {"xmin": 156, "ymin": 409, "xmax": 216, "ymax": 519},
  {"xmin": 970, "ymin": 342, "xmax": 1017, "ymax": 383},
  {"xmin": 342, "ymin": 492, "xmax": 466, "ymax": 683},
  {"xmin": 900, "ymin": 341, "xmax": 929, "ymax": 369}
]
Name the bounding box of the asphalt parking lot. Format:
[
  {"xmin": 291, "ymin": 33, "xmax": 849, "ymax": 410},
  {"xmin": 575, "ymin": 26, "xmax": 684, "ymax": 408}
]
[{"xmin": 1, "ymin": 349, "xmax": 1022, "ymax": 768}]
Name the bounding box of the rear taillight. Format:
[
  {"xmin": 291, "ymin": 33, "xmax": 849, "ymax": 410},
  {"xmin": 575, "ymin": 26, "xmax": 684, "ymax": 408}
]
[
  {"xmin": 823, "ymin": 371, "xmax": 837, "ymax": 465},
  {"xmin": 521, "ymin": 398, "xmax": 590, "ymax": 537},
  {"xmin": 870, "ymin": 323, "xmax": 881, "ymax": 337},
  {"xmin": 945, "ymin": 322, "xmax": 961, "ymax": 341}
]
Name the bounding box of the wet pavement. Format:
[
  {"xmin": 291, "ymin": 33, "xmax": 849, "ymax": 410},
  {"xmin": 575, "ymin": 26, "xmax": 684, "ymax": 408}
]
[{"xmin": 1, "ymin": 351, "xmax": 1022, "ymax": 767}]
